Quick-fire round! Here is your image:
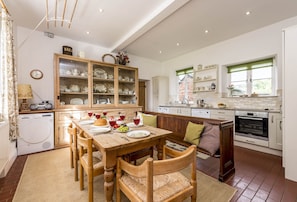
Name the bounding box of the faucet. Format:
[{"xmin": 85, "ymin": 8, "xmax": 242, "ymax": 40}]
[{"xmin": 182, "ymin": 97, "xmax": 189, "ymax": 104}]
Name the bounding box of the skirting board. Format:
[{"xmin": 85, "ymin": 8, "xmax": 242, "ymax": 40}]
[{"xmin": 234, "ymin": 140, "xmax": 282, "ymax": 157}]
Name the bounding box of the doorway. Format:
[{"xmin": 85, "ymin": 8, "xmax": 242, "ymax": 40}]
[{"xmin": 138, "ymin": 81, "xmax": 146, "ymax": 111}]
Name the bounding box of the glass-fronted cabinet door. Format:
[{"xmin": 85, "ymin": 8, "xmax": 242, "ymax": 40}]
[
  {"xmin": 55, "ymin": 54, "xmax": 90, "ymax": 108},
  {"xmin": 92, "ymin": 62, "xmax": 115, "ymax": 106},
  {"xmin": 117, "ymin": 66, "xmax": 138, "ymax": 106}
]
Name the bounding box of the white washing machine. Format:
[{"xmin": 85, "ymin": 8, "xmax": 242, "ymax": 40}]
[{"xmin": 17, "ymin": 112, "xmax": 54, "ymax": 155}]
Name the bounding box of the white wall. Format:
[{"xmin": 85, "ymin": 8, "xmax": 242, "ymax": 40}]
[
  {"xmin": 15, "ymin": 26, "xmax": 163, "ymax": 111},
  {"xmin": 162, "ymin": 16, "xmax": 297, "ymax": 109}
]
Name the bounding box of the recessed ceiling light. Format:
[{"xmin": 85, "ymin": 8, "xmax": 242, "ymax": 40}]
[
  {"xmin": 159, "ymin": 50, "xmax": 162, "ymax": 54},
  {"xmin": 176, "ymin": 42, "xmax": 180, "ymax": 46},
  {"xmin": 245, "ymin": 11, "xmax": 251, "ymax": 15},
  {"xmin": 204, "ymin": 30, "xmax": 209, "ymax": 34},
  {"xmin": 86, "ymin": 31, "xmax": 90, "ymax": 35},
  {"xmin": 99, "ymin": 8, "xmax": 104, "ymax": 13}
]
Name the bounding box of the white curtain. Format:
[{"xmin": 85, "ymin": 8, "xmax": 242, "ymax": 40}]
[{"xmin": 1, "ymin": 7, "xmax": 19, "ymax": 140}]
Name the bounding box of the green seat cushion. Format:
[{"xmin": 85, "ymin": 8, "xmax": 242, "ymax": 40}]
[
  {"xmin": 137, "ymin": 112, "xmax": 157, "ymax": 127},
  {"xmin": 183, "ymin": 122, "xmax": 204, "ymax": 145},
  {"xmin": 142, "ymin": 114, "xmax": 157, "ymax": 127}
]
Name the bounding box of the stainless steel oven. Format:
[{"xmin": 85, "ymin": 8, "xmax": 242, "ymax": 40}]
[{"xmin": 235, "ymin": 110, "xmax": 268, "ymax": 141}]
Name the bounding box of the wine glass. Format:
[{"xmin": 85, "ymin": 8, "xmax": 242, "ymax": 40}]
[
  {"xmin": 109, "ymin": 117, "xmax": 116, "ymax": 129},
  {"xmin": 88, "ymin": 112, "xmax": 93, "ymax": 119},
  {"xmin": 133, "ymin": 116, "xmax": 140, "ymax": 126},
  {"xmin": 95, "ymin": 113, "xmax": 101, "ymax": 119},
  {"xmin": 103, "ymin": 111, "xmax": 107, "ymax": 116},
  {"xmin": 120, "ymin": 113, "xmax": 125, "ymax": 121}
]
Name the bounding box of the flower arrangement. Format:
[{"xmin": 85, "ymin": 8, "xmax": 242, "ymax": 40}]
[{"xmin": 116, "ymin": 51, "xmax": 130, "ymax": 65}]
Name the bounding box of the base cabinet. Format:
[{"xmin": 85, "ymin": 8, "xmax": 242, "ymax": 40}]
[
  {"xmin": 210, "ymin": 109, "xmax": 234, "ymax": 122},
  {"xmin": 168, "ymin": 107, "xmax": 191, "ymax": 116},
  {"xmin": 269, "ymin": 112, "xmax": 282, "ymax": 150},
  {"xmin": 54, "ymin": 107, "xmax": 142, "ymax": 148}
]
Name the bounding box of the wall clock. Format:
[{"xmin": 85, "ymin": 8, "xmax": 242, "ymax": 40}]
[{"xmin": 30, "ymin": 69, "xmax": 43, "ymax": 80}]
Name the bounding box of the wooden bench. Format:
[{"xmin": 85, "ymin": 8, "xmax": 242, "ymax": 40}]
[{"xmin": 143, "ymin": 111, "xmax": 235, "ymax": 182}]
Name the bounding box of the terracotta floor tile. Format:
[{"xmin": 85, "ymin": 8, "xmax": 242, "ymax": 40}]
[{"xmin": 1, "ymin": 146, "xmax": 297, "ymax": 202}]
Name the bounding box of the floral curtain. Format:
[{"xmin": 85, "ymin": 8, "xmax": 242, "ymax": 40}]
[{"xmin": 1, "ymin": 7, "xmax": 19, "ymax": 140}]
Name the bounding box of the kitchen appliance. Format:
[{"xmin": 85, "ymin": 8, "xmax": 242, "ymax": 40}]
[
  {"xmin": 235, "ymin": 110, "xmax": 268, "ymax": 141},
  {"xmin": 191, "ymin": 108, "xmax": 210, "ymax": 118},
  {"xmin": 30, "ymin": 101, "xmax": 53, "ymax": 110},
  {"xmin": 17, "ymin": 112, "xmax": 54, "ymax": 155}
]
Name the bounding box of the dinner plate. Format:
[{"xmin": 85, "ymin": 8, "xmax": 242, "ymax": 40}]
[
  {"xmin": 126, "ymin": 122, "xmax": 143, "ymax": 128},
  {"xmin": 89, "ymin": 127, "xmax": 111, "ymax": 134},
  {"xmin": 127, "ymin": 130, "xmax": 150, "ymax": 138},
  {"xmin": 91, "ymin": 124, "xmax": 110, "ymax": 128},
  {"xmin": 79, "ymin": 120, "xmax": 94, "ymax": 125}
]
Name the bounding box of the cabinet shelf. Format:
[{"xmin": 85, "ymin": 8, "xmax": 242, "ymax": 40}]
[
  {"xmin": 60, "ymin": 75, "xmax": 88, "ymax": 79},
  {"xmin": 61, "ymin": 92, "xmax": 88, "ymax": 95},
  {"xmin": 54, "ymin": 53, "xmax": 139, "ymax": 108},
  {"xmin": 193, "ymin": 64, "xmax": 218, "ymax": 93},
  {"xmin": 93, "ymin": 77, "xmax": 114, "ymax": 82},
  {"xmin": 194, "ymin": 78, "xmax": 216, "ymax": 83}
]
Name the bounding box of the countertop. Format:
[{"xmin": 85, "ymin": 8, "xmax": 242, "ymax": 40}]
[{"xmin": 159, "ymin": 105, "xmax": 281, "ymax": 113}]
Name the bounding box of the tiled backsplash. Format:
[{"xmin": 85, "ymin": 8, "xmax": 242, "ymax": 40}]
[{"xmin": 194, "ymin": 92, "xmax": 282, "ymax": 111}]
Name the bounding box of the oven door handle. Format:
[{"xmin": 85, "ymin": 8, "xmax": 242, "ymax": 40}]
[{"xmin": 238, "ymin": 116, "xmax": 263, "ymax": 121}]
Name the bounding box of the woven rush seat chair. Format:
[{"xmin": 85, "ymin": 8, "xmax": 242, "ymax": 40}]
[
  {"xmin": 116, "ymin": 145, "xmax": 197, "ymax": 202},
  {"xmin": 77, "ymin": 131, "xmax": 104, "ymax": 202}
]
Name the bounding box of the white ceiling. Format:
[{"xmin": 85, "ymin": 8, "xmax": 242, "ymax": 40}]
[{"xmin": 4, "ymin": 0, "xmax": 297, "ymax": 61}]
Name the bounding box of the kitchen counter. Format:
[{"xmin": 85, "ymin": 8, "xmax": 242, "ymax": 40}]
[{"xmin": 159, "ymin": 105, "xmax": 281, "ymax": 113}]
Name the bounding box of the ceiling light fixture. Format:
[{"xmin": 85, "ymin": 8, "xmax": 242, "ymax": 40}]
[
  {"xmin": 159, "ymin": 50, "xmax": 162, "ymax": 54},
  {"xmin": 204, "ymin": 30, "xmax": 209, "ymax": 34},
  {"xmin": 176, "ymin": 42, "xmax": 180, "ymax": 46},
  {"xmin": 99, "ymin": 8, "xmax": 104, "ymax": 13},
  {"xmin": 246, "ymin": 11, "xmax": 251, "ymax": 15},
  {"xmin": 46, "ymin": 0, "xmax": 78, "ymax": 29}
]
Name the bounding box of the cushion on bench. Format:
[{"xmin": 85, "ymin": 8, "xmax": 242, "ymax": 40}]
[
  {"xmin": 183, "ymin": 122, "xmax": 204, "ymax": 145},
  {"xmin": 198, "ymin": 122, "xmax": 220, "ymax": 156}
]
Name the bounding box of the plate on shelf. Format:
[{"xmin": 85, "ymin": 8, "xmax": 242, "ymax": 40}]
[
  {"xmin": 84, "ymin": 99, "xmax": 88, "ymax": 105},
  {"xmin": 127, "ymin": 130, "xmax": 150, "ymax": 138},
  {"xmin": 89, "ymin": 127, "xmax": 111, "ymax": 134},
  {"xmin": 70, "ymin": 98, "xmax": 83, "ymax": 105},
  {"xmin": 126, "ymin": 122, "xmax": 143, "ymax": 128}
]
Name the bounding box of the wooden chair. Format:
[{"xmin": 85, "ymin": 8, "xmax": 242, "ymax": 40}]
[
  {"xmin": 124, "ymin": 147, "xmax": 154, "ymax": 165},
  {"xmin": 116, "ymin": 145, "xmax": 197, "ymax": 202},
  {"xmin": 77, "ymin": 131, "xmax": 104, "ymax": 202},
  {"xmin": 68, "ymin": 123, "xmax": 78, "ymax": 181}
]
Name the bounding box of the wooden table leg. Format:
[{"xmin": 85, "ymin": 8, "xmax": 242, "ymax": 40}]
[
  {"xmin": 156, "ymin": 138, "xmax": 166, "ymax": 160},
  {"xmin": 104, "ymin": 167, "xmax": 114, "ymax": 202}
]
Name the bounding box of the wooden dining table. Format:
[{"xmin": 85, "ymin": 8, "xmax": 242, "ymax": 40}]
[{"xmin": 72, "ymin": 119, "xmax": 172, "ymax": 202}]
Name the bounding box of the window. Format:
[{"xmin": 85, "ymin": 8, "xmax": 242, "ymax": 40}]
[
  {"xmin": 176, "ymin": 67, "xmax": 193, "ymax": 103},
  {"xmin": 227, "ymin": 58, "xmax": 275, "ymax": 96}
]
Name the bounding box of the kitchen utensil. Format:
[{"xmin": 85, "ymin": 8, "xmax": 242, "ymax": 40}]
[{"xmin": 197, "ymin": 99, "xmax": 205, "ymax": 107}]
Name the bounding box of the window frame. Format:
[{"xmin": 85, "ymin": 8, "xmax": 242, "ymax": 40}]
[
  {"xmin": 176, "ymin": 67, "xmax": 194, "ymax": 103},
  {"xmin": 226, "ymin": 57, "xmax": 277, "ymax": 97}
]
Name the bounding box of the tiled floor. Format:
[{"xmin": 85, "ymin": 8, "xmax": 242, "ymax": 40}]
[{"xmin": 1, "ymin": 146, "xmax": 297, "ymax": 202}]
